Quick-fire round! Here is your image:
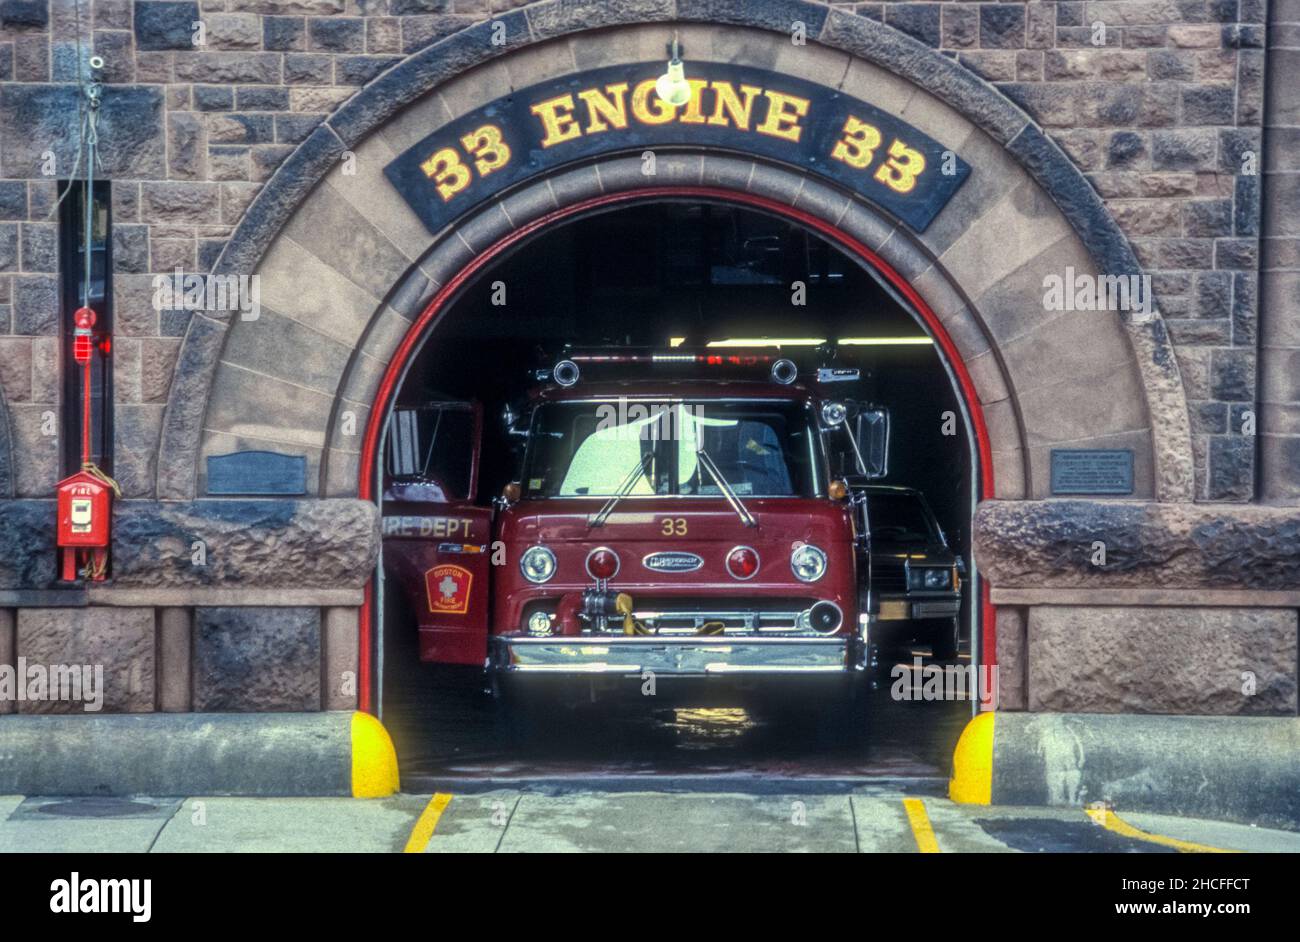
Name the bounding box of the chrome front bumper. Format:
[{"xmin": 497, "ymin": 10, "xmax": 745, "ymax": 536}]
[{"xmin": 494, "ymin": 635, "xmax": 854, "ymax": 676}]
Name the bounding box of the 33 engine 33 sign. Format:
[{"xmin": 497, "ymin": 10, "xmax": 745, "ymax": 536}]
[
  {"xmin": 384, "ymin": 62, "xmax": 971, "ymax": 234},
  {"xmin": 426, "ymin": 563, "xmax": 473, "ymax": 615}
]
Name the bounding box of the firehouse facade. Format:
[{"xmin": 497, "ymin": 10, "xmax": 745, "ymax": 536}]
[{"xmin": 0, "ymin": 1, "xmax": 1297, "ymax": 728}]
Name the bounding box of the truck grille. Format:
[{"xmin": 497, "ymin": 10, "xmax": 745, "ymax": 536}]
[
  {"xmin": 578, "ymin": 601, "xmax": 840, "ymax": 637},
  {"xmin": 631, "ymin": 608, "xmax": 807, "ymax": 635},
  {"xmin": 871, "ymin": 560, "xmax": 908, "ymax": 593}
]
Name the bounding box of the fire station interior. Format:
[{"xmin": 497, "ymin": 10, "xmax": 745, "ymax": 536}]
[{"xmin": 380, "ymin": 199, "xmax": 977, "ymax": 784}]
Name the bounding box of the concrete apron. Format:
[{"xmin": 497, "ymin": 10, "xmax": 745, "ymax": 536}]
[
  {"xmin": 0, "ymin": 712, "xmax": 399, "ymax": 798},
  {"xmin": 950, "ymin": 712, "xmax": 1300, "ymax": 831}
]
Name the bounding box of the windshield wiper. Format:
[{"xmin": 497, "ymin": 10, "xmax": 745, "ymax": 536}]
[
  {"xmin": 696, "ymin": 448, "xmax": 757, "ymax": 528},
  {"xmin": 590, "ymin": 451, "xmax": 652, "ymax": 528}
]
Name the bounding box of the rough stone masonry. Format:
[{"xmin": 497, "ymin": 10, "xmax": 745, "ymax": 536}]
[
  {"xmin": 0, "ymin": 1, "xmax": 1295, "ymax": 723},
  {"xmin": 0, "ymin": 2, "xmax": 1277, "ymax": 501}
]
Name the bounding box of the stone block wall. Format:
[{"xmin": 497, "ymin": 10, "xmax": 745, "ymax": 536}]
[
  {"xmin": 976, "ymin": 499, "xmax": 1300, "ymax": 715},
  {"xmin": 0, "ymin": 1, "xmax": 1294, "ymax": 723},
  {"xmin": 0, "ymin": 0, "xmax": 1280, "ymax": 501},
  {"xmin": 1026, "ymin": 606, "xmax": 1298, "ymax": 714},
  {"xmin": 1, "ymin": 604, "xmax": 359, "ymax": 712},
  {"xmin": 192, "ymin": 606, "xmax": 321, "ymax": 711},
  {"xmin": 0, "ymin": 497, "xmax": 373, "ymax": 713},
  {"xmin": 852, "ymin": 0, "xmax": 1268, "ymax": 500},
  {"xmin": 14, "ymin": 606, "xmax": 155, "ymax": 712},
  {"xmin": 1260, "ymin": 0, "xmax": 1300, "ymax": 500}
]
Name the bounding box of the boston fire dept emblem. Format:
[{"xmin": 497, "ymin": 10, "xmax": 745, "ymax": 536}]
[{"xmin": 425, "ymin": 564, "xmax": 472, "ymax": 615}]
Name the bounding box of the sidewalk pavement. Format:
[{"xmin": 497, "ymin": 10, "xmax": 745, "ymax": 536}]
[{"xmin": 2, "ymin": 788, "xmax": 1297, "ymax": 853}]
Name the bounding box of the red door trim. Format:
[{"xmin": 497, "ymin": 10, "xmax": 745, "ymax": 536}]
[{"xmin": 357, "ymin": 186, "xmax": 996, "ymax": 713}]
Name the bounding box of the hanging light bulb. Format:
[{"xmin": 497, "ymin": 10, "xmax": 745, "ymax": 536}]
[{"xmin": 655, "ymin": 33, "xmax": 692, "ymax": 107}]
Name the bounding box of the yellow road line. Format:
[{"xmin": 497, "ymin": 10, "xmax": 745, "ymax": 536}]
[
  {"xmin": 1085, "ymin": 806, "xmax": 1238, "ymax": 854},
  {"xmin": 903, "ymin": 797, "xmax": 941, "ymax": 853},
  {"xmin": 403, "ymin": 793, "xmax": 453, "ymax": 854}
]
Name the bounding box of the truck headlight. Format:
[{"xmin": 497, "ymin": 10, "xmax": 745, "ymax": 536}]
[
  {"xmin": 908, "ymin": 567, "xmax": 951, "ymax": 590},
  {"xmin": 520, "ymin": 545, "xmax": 557, "ymax": 584},
  {"xmin": 790, "ymin": 544, "xmax": 827, "ymax": 582}
]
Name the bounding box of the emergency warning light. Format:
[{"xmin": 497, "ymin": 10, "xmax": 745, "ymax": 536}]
[
  {"xmin": 72, "ymin": 306, "xmax": 96, "ymax": 365},
  {"xmin": 537, "ymin": 348, "xmax": 801, "ymax": 387}
]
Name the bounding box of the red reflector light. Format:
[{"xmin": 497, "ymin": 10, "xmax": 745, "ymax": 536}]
[
  {"xmin": 585, "ymin": 547, "xmax": 620, "ymax": 581},
  {"xmin": 726, "ymin": 546, "xmax": 760, "ymax": 580}
]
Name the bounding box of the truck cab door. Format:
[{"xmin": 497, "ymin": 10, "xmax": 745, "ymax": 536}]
[{"xmin": 381, "ymin": 402, "xmax": 494, "ymax": 666}]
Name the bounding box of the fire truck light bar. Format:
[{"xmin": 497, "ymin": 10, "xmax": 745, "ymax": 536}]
[
  {"xmin": 546, "ymin": 349, "xmax": 803, "ymax": 386},
  {"xmin": 566, "ymin": 352, "xmax": 779, "ymax": 366}
]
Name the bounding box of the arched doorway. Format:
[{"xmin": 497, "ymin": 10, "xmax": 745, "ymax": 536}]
[{"xmin": 361, "ymin": 184, "xmax": 995, "ymax": 716}]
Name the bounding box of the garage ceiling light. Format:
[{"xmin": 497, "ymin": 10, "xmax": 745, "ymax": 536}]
[
  {"xmin": 706, "ymin": 338, "xmax": 827, "ymax": 347},
  {"xmin": 700, "ymin": 337, "xmax": 935, "ymax": 347},
  {"xmin": 839, "ymin": 337, "xmax": 934, "ymax": 345}
]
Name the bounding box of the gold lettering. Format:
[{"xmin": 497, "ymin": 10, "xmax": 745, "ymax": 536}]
[
  {"xmin": 419, "ymin": 147, "xmax": 472, "ymax": 202},
  {"xmin": 755, "ymin": 90, "xmax": 810, "ymax": 142},
  {"xmin": 677, "ymin": 79, "xmax": 711, "ymax": 124},
  {"xmin": 707, "ymin": 81, "xmax": 762, "ymax": 129},
  {"xmin": 874, "ymin": 139, "xmax": 926, "ymax": 193},
  {"xmin": 577, "ymin": 83, "xmax": 631, "ymax": 133},
  {"xmin": 631, "ymin": 78, "xmax": 679, "ymax": 125},
  {"xmin": 530, "ymin": 94, "xmax": 582, "ymax": 147},
  {"xmin": 460, "ymin": 124, "xmax": 511, "ymax": 177},
  {"xmin": 830, "ymin": 115, "xmax": 882, "ymax": 170}
]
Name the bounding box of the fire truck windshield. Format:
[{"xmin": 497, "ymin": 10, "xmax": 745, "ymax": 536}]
[{"xmin": 522, "ymin": 400, "xmax": 821, "ymax": 499}]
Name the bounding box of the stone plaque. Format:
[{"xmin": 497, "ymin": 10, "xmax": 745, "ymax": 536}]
[
  {"xmin": 1050, "ymin": 449, "xmax": 1134, "ymax": 495},
  {"xmin": 206, "ymin": 451, "xmax": 307, "ymax": 496}
]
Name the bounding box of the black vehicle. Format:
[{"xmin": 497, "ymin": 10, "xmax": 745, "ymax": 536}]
[{"xmin": 850, "ymin": 484, "xmax": 964, "ymax": 661}]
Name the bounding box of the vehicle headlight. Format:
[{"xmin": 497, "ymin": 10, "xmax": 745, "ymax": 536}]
[
  {"xmin": 908, "ymin": 567, "xmax": 952, "ymax": 590},
  {"xmin": 790, "ymin": 544, "xmax": 827, "ymax": 582},
  {"xmin": 520, "ymin": 545, "xmax": 557, "ymax": 584}
]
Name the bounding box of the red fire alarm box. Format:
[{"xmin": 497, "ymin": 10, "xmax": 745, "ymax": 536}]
[{"xmin": 57, "ymin": 470, "xmax": 112, "ymax": 581}]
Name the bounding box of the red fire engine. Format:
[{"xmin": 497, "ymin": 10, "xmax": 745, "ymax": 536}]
[{"xmin": 381, "ymin": 349, "xmax": 909, "ymax": 714}]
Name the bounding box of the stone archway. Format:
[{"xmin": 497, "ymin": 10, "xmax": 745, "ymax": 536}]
[{"xmin": 154, "ymin": 7, "xmax": 1195, "ymax": 506}]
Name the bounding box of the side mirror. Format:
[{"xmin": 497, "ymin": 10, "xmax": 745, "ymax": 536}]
[
  {"xmin": 854, "ymin": 408, "xmax": 890, "ymax": 479},
  {"xmin": 502, "ymin": 402, "xmax": 528, "ymax": 438}
]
